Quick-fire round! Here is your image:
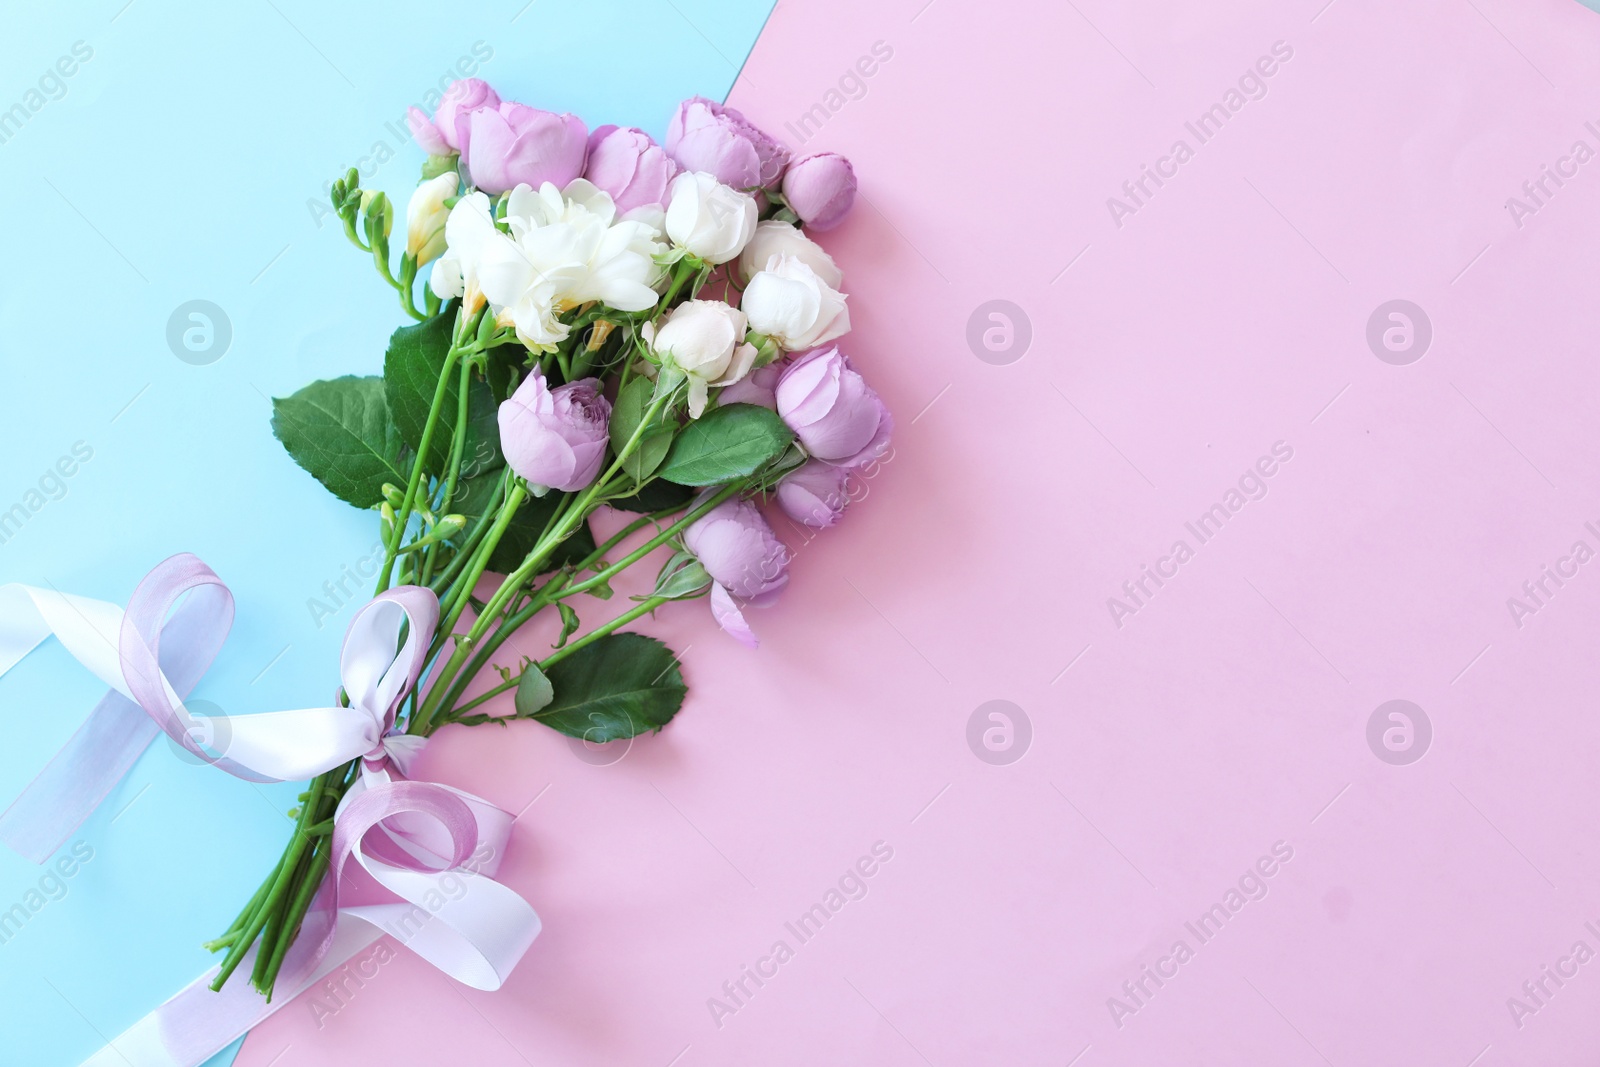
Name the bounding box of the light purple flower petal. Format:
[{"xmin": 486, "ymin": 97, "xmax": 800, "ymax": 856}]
[{"xmin": 709, "ymin": 582, "xmax": 759, "ymax": 648}]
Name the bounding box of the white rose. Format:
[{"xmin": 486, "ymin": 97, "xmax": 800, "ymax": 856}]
[
  {"xmin": 741, "ymin": 254, "xmax": 850, "ymax": 351},
  {"xmin": 665, "ymin": 171, "xmax": 757, "ymax": 265},
  {"xmin": 738, "ymin": 220, "xmax": 842, "ymax": 289},
  {"xmin": 405, "ymin": 172, "xmax": 458, "ymax": 266},
  {"xmin": 649, "ymin": 299, "xmax": 757, "ymax": 417}
]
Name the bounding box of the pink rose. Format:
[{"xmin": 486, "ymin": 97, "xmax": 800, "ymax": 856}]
[
  {"xmin": 498, "ymin": 370, "xmax": 611, "ymax": 492},
  {"xmin": 584, "ymin": 125, "xmax": 679, "ymax": 215},
  {"xmin": 684, "ymin": 495, "xmax": 790, "ymax": 647},
  {"xmin": 782, "ymin": 152, "xmax": 857, "ymax": 231},
  {"xmin": 461, "ymin": 102, "xmax": 588, "ymax": 195},
  {"xmin": 774, "ymin": 346, "xmax": 892, "ymax": 468},
  {"xmin": 432, "ymin": 78, "xmax": 499, "ymax": 151},
  {"xmin": 776, "ymin": 461, "xmax": 851, "ymax": 528},
  {"xmin": 666, "ymin": 96, "xmax": 789, "ymax": 191}
]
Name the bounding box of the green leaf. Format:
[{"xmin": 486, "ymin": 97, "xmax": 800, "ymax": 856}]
[
  {"xmin": 384, "ymin": 309, "xmax": 502, "ymax": 479},
  {"xmin": 271, "ymin": 376, "xmax": 407, "ymax": 508},
  {"xmin": 514, "ymin": 662, "xmax": 553, "ymax": 716},
  {"xmin": 608, "ymin": 478, "xmax": 694, "ymax": 514},
  {"xmin": 658, "ymin": 403, "xmax": 792, "ymax": 487},
  {"xmin": 534, "ymin": 633, "xmax": 687, "ymax": 742},
  {"xmin": 554, "ymin": 602, "xmax": 580, "ymax": 648},
  {"xmin": 454, "ymin": 475, "xmax": 596, "ymax": 574},
  {"xmin": 651, "ymin": 550, "xmax": 712, "ymax": 600},
  {"xmin": 608, "ymin": 376, "xmax": 674, "ymax": 483}
]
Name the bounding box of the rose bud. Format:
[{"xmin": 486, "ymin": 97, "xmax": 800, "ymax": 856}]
[
  {"xmin": 666, "ymin": 96, "xmax": 790, "ymax": 191},
  {"xmin": 777, "ymin": 460, "xmax": 851, "ymax": 528},
  {"xmin": 684, "ymin": 495, "xmax": 790, "ymax": 647},
  {"xmin": 432, "ymin": 78, "xmax": 501, "ymax": 152},
  {"xmin": 461, "ymin": 102, "xmax": 588, "ymax": 195},
  {"xmin": 665, "ymin": 171, "xmax": 758, "ymax": 265},
  {"xmin": 782, "ymin": 153, "xmax": 857, "ymax": 231},
  {"xmin": 775, "ymin": 346, "xmax": 892, "ymax": 468},
  {"xmin": 737, "ymin": 220, "xmax": 842, "ymax": 288},
  {"xmin": 405, "ymin": 172, "xmax": 458, "ymax": 266},
  {"xmin": 584, "ymin": 125, "xmax": 679, "ymax": 217},
  {"xmin": 648, "ymin": 300, "xmax": 757, "ymax": 418},
  {"xmin": 742, "ymin": 254, "xmax": 850, "ymax": 351},
  {"xmin": 498, "ymin": 369, "xmax": 612, "ymax": 492}
]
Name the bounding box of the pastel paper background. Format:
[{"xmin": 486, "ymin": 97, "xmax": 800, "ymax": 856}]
[
  {"xmin": 0, "ymin": 2, "xmax": 775, "ymax": 1064},
  {"xmin": 10, "ymin": 0, "xmax": 1600, "ymax": 1064}
]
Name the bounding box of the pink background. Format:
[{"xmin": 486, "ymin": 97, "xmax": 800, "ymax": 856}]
[{"xmin": 239, "ymin": 0, "xmax": 1600, "ymax": 1063}]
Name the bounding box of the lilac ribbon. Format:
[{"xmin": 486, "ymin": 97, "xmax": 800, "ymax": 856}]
[{"xmin": 0, "ymin": 555, "xmax": 541, "ymax": 1067}]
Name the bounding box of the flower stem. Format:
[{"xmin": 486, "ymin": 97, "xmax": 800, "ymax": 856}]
[{"xmin": 377, "ymin": 339, "xmax": 464, "ymax": 591}]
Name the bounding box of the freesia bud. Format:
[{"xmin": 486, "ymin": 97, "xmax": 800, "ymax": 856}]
[{"xmin": 405, "ymin": 172, "xmax": 458, "ymax": 265}]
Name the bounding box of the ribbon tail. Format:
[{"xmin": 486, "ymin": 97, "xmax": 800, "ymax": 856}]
[
  {"xmin": 78, "ymin": 919, "xmax": 384, "ymax": 1067},
  {"xmin": 0, "ymin": 690, "xmax": 158, "ymax": 863}
]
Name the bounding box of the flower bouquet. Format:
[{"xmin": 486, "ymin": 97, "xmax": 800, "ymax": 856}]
[{"xmin": 4, "ymin": 79, "xmax": 891, "ymax": 1064}]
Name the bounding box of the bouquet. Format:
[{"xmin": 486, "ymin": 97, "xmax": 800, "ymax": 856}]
[{"xmin": 203, "ymin": 81, "xmax": 894, "ymax": 1004}]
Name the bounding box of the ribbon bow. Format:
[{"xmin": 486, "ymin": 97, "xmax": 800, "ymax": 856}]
[{"xmin": 0, "ymin": 555, "xmax": 540, "ymax": 1067}]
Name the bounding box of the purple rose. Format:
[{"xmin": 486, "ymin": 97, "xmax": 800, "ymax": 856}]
[
  {"xmin": 684, "ymin": 496, "xmax": 789, "ymax": 647},
  {"xmin": 716, "ymin": 363, "xmax": 781, "ymax": 410},
  {"xmin": 782, "ymin": 153, "xmax": 857, "ymax": 231},
  {"xmin": 775, "ymin": 347, "xmax": 892, "ymax": 468},
  {"xmin": 666, "ymin": 96, "xmax": 789, "ymax": 191},
  {"xmin": 777, "ymin": 460, "xmax": 851, "ymax": 528},
  {"xmin": 584, "ymin": 125, "xmax": 679, "ymax": 215},
  {"xmin": 461, "ymin": 102, "xmax": 588, "ymax": 195},
  {"xmin": 684, "ymin": 497, "xmax": 789, "ymax": 600},
  {"xmin": 433, "ymin": 78, "xmax": 501, "ymax": 152},
  {"xmin": 498, "ymin": 370, "xmax": 611, "ymax": 492}
]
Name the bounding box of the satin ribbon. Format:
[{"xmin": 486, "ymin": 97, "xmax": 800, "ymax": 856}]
[{"xmin": 0, "ymin": 555, "xmax": 540, "ymax": 1067}]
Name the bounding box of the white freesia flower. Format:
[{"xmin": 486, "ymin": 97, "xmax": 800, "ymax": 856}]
[
  {"xmin": 405, "ymin": 172, "xmax": 458, "ymax": 266},
  {"xmin": 472, "ymin": 179, "xmax": 666, "ymax": 351},
  {"xmin": 741, "ymin": 254, "xmax": 850, "ymax": 351},
  {"xmin": 428, "ymin": 191, "xmax": 509, "ymax": 316},
  {"xmin": 665, "ymin": 171, "xmax": 757, "ymax": 265},
  {"xmin": 647, "ymin": 299, "xmax": 757, "ymax": 417},
  {"xmin": 737, "ymin": 220, "xmax": 842, "ymax": 289}
]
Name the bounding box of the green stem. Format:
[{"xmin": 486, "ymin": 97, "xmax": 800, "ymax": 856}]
[
  {"xmin": 449, "ymin": 675, "xmax": 519, "ymax": 717},
  {"xmin": 542, "ymin": 597, "xmax": 670, "ymax": 669},
  {"xmin": 421, "ymin": 358, "xmax": 475, "ymax": 586},
  {"xmin": 655, "ymin": 258, "xmax": 697, "ymax": 313},
  {"xmin": 556, "ymin": 483, "xmax": 740, "ymax": 603},
  {"xmin": 378, "ymin": 340, "xmax": 465, "ymax": 590},
  {"xmin": 428, "ymin": 484, "xmax": 743, "ymax": 725},
  {"xmin": 210, "ymin": 772, "xmax": 327, "ymax": 991},
  {"xmin": 437, "ymin": 594, "xmax": 673, "ymax": 726},
  {"xmin": 428, "ymin": 470, "xmax": 508, "ymax": 597}
]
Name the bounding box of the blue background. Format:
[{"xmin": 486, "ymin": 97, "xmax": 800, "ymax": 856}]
[{"xmin": 0, "ymin": 2, "xmax": 774, "ymax": 1062}]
